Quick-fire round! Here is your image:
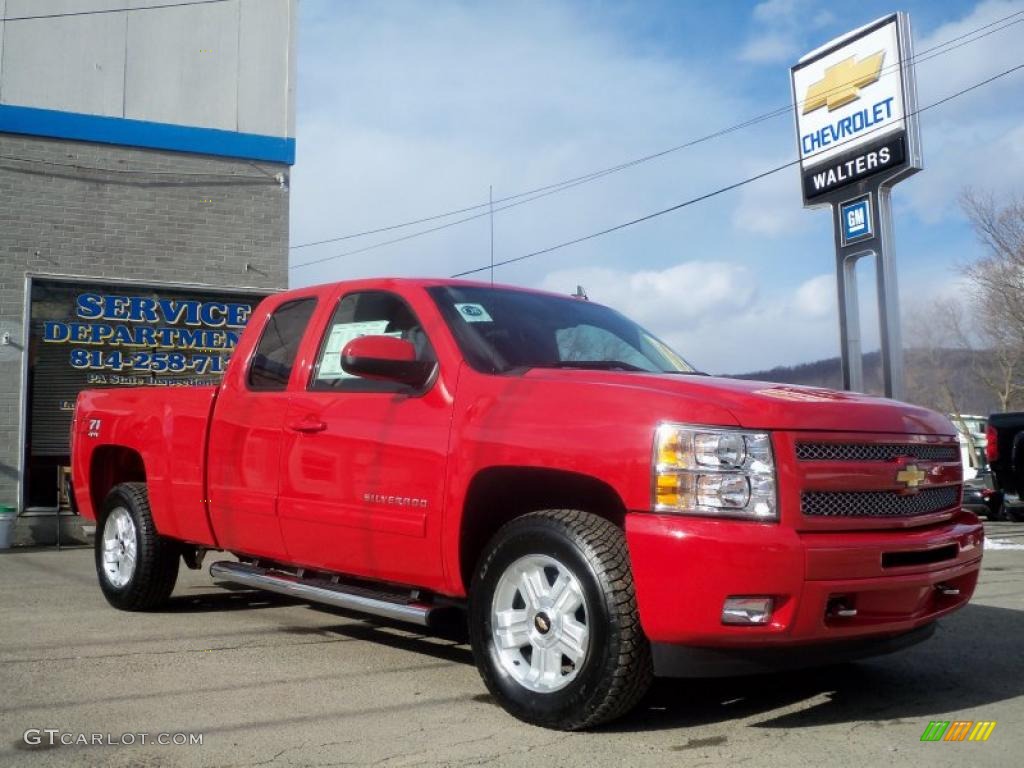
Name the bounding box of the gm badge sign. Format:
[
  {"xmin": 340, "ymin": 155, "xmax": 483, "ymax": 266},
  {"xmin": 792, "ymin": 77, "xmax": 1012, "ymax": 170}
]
[
  {"xmin": 791, "ymin": 14, "xmax": 920, "ymax": 203},
  {"xmin": 840, "ymin": 195, "xmax": 874, "ymax": 246}
]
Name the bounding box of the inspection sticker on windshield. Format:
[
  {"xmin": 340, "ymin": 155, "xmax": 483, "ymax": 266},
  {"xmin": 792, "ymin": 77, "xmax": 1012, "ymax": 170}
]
[{"xmin": 455, "ymin": 303, "xmax": 492, "ymax": 322}]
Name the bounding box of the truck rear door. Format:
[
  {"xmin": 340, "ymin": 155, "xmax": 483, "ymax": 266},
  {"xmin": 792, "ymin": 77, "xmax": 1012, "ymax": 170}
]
[{"xmin": 206, "ymin": 294, "xmax": 318, "ymax": 560}]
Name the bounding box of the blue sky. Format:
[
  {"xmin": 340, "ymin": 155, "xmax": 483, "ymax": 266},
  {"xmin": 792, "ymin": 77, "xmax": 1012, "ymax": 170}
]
[{"xmin": 288, "ymin": 0, "xmax": 1024, "ymax": 373}]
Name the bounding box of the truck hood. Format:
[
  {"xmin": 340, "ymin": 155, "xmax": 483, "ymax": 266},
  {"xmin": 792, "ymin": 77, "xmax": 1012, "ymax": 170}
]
[{"xmin": 521, "ymin": 370, "xmax": 955, "ymax": 435}]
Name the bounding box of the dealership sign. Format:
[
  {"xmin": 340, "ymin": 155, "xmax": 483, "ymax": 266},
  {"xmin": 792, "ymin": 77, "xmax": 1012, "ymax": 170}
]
[
  {"xmin": 791, "ymin": 14, "xmax": 921, "ymax": 202},
  {"xmin": 791, "ymin": 13, "xmax": 922, "ymax": 402}
]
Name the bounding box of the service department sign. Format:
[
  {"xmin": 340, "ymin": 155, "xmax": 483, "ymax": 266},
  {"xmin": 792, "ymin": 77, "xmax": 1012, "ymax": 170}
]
[
  {"xmin": 791, "ymin": 14, "xmax": 921, "ymax": 202},
  {"xmin": 27, "ymin": 279, "xmax": 269, "ymax": 457}
]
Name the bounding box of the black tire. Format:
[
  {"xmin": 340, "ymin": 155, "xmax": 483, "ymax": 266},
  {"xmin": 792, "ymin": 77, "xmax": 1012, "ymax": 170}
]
[
  {"xmin": 468, "ymin": 509, "xmax": 652, "ymax": 730},
  {"xmin": 95, "ymin": 482, "xmax": 180, "ymax": 611}
]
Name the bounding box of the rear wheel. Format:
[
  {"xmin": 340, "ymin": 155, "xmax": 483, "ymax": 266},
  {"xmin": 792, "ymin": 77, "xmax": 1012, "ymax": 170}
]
[
  {"xmin": 95, "ymin": 482, "xmax": 179, "ymax": 610},
  {"xmin": 469, "ymin": 509, "xmax": 652, "ymax": 730}
]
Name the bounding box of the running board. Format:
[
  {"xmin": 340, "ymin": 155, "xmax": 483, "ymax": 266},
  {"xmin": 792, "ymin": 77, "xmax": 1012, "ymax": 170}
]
[{"xmin": 209, "ymin": 561, "xmax": 435, "ymax": 626}]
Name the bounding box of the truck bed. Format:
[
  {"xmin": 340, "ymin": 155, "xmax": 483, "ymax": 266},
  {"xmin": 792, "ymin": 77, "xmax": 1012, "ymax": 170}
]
[
  {"xmin": 989, "ymin": 412, "xmax": 1024, "ymax": 494},
  {"xmin": 72, "ymin": 385, "xmax": 220, "ymax": 546}
]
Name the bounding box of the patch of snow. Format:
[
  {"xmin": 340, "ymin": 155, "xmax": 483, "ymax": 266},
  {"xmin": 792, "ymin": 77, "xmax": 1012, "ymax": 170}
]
[{"xmin": 985, "ymin": 538, "xmax": 1024, "ymax": 551}]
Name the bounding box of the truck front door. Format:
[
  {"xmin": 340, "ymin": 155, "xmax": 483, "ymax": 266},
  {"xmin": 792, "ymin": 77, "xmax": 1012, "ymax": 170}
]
[{"xmin": 277, "ymin": 289, "xmax": 453, "ymax": 590}]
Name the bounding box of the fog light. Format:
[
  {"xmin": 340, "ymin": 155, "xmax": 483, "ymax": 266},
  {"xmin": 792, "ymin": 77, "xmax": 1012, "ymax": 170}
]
[{"xmin": 722, "ymin": 597, "xmax": 773, "ymax": 625}]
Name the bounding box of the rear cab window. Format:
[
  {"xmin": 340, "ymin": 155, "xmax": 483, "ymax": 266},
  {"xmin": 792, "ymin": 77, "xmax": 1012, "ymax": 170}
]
[{"xmin": 247, "ymin": 298, "xmax": 317, "ymax": 391}]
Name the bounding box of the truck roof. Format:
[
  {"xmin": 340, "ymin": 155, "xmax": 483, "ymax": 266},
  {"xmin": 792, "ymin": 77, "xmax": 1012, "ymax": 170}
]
[{"xmin": 281, "ymin": 277, "xmax": 582, "ymax": 301}]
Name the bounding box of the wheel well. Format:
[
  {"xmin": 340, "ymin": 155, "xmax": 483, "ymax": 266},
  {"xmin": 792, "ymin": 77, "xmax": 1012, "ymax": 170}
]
[
  {"xmin": 90, "ymin": 446, "xmax": 146, "ymax": 515},
  {"xmin": 458, "ymin": 467, "xmax": 627, "ymax": 591}
]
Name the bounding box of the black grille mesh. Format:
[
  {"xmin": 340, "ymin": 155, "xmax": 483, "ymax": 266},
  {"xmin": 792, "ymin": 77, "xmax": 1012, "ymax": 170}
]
[
  {"xmin": 801, "ymin": 486, "xmax": 960, "ymax": 518},
  {"xmin": 796, "ymin": 443, "xmax": 959, "ymax": 462}
]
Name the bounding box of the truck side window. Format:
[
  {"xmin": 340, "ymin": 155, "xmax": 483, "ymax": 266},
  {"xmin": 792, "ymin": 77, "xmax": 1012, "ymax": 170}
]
[
  {"xmin": 247, "ymin": 298, "xmax": 317, "ymax": 391},
  {"xmin": 310, "ymin": 291, "xmax": 436, "ymax": 392}
]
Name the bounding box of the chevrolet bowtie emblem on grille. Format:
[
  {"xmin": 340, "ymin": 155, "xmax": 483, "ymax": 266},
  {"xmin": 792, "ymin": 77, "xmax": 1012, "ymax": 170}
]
[
  {"xmin": 896, "ymin": 464, "xmax": 927, "ymax": 489},
  {"xmin": 803, "ymin": 50, "xmax": 885, "ymax": 114}
]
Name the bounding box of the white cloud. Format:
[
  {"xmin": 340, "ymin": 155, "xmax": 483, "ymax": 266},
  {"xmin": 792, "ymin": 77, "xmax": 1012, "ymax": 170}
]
[
  {"xmin": 538, "ymin": 262, "xmax": 849, "ymax": 373},
  {"xmin": 793, "ymin": 273, "xmax": 835, "ymax": 318},
  {"xmin": 290, "ymin": 1, "xmax": 751, "ymax": 285},
  {"xmin": 732, "ymin": 162, "xmax": 807, "ymax": 236},
  {"xmin": 540, "ymin": 262, "xmax": 757, "ymax": 333},
  {"xmin": 897, "ymin": 0, "xmax": 1024, "ymax": 221},
  {"xmin": 740, "ymin": 0, "xmax": 835, "ymax": 64},
  {"xmin": 738, "ymin": 34, "xmax": 797, "ymax": 64},
  {"xmin": 752, "ymin": 0, "xmax": 801, "ymax": 24}
]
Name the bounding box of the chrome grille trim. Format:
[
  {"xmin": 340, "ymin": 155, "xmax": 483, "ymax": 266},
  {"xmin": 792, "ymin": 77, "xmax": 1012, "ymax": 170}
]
[
  {"xmin": 795, "ymin": 442, "xmax": 959, "ymax": 462},
  {"xmin": 801, "ymin": 486, "xmax": 960, "ymax": 518}
]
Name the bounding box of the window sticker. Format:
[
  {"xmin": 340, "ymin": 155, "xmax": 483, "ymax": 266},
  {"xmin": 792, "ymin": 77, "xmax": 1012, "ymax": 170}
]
[
  {"xmin": 318, "ymin": 320, "xmax": 396, "ymax": 380},
  {"xmin": 454, "ymin": 303, "xmax": 493, "ymax": 323}
]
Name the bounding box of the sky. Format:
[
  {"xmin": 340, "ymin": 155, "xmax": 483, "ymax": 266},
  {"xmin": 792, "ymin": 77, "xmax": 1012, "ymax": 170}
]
[{"xmin": 287, "ymin": 0, "xmax": 1024, "ymax": 374}]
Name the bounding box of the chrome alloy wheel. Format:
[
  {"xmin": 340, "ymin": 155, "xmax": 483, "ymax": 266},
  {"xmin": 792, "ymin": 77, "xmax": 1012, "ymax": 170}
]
[
  {"xmin": 101, "ymin": 507, "xmax": 138, "ymax": 588},
  {"xmin": 491, "ymin": 554, "xmax": 591, "ymax": 693}
]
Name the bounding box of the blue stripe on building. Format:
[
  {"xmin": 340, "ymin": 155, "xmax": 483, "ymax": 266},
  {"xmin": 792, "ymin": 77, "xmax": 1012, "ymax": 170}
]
[{"xmin": 0, "ymin": 104, "xmax": 295, "ymax": 165}]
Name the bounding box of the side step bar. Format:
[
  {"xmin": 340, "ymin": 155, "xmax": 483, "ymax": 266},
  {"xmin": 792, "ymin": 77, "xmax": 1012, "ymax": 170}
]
[{"xmin": 209, "ymin": 561, "xmax": 436, "ymax": 626}]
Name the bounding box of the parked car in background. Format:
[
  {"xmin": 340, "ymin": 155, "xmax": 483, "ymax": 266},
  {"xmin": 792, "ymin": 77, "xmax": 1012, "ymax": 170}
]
[
  {"xmin": 986, "ymin": 412, "xmax": 1024, "ymax": 522},
  {"xmin": 950, "ymin": 414, "xmax": 988, "ymax": 481},
  {"xmin": 962, "ymin": 472, "xmax": 1001, "ymax": 519}
]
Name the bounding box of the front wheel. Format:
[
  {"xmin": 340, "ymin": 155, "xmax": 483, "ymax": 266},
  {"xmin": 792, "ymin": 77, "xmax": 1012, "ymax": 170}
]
[
  {"xmin": 95, "ymin": 482, "xmax": 180, "ymax": 610},
  {"xmin": 469, "ymin": 510, "xmax": 652, "ymax": 730}
]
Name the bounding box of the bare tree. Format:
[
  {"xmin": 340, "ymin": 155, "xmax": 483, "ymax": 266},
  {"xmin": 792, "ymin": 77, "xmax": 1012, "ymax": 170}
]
[
  {"xmin": 959, "ymin": 189, "xmax": 1024, "ymax": 412},
  {"xmin": 904, "ymin": 297, "xmax": 971, "ymax": 417}
]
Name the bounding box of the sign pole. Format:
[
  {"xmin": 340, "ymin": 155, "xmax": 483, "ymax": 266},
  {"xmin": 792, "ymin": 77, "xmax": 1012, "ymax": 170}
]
[
  {"xmin": 828, "ymin": 179, "xmax": 905, "ymax": 400},
  {"xmin": 874, "ymin": 185, "xmax": 905, "ymax": 399}
]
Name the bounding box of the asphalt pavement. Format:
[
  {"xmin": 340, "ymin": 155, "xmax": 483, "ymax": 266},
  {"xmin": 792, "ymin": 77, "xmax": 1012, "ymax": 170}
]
[{"xmin": 1, "ymin": 521, "xmax": 1023, "ymax": 767}]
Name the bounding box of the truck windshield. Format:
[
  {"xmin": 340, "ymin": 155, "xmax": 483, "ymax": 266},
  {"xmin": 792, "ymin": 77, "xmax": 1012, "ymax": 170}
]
[{"xmin": 427, "ymin": 285, "xmax": 696, "ymax": 375}]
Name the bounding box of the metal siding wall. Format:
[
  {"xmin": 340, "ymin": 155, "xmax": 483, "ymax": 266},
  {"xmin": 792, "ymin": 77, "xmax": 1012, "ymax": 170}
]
[
  {"xmin": 2, "ymin": 1, "xmax": 127, "ymax": 117},
  {"xmin": 0, "ymin": 0, "xmax": 294, "ymax": 139},
  {"xmin": 238, "ymin": 0, "xmax": 291, "ymax": 137},
  {"xmin": 125, "ymin": 0, "xmax": 239, "ymax": 130}
]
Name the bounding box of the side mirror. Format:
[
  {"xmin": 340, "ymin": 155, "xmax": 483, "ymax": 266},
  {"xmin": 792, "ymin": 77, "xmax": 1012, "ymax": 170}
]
[{"xmin": 340, "ymin": 335, "xmax": 435, "ymax": 388}]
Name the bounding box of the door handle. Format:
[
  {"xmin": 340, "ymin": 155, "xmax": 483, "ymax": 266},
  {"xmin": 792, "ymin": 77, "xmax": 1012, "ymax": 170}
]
[{"xmin": 288, "ymin": 418, "xmax": 327, "ymax": 433}]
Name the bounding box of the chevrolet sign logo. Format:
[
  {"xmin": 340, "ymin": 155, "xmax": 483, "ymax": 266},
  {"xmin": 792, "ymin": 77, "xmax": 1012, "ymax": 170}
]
[
  {"xmin": 896, "ymin": 464, "xmax": 927, "ymax": 489},
  {"xmin": 803, "ymin": 51, "xmax": 885, "ymax": 114}
]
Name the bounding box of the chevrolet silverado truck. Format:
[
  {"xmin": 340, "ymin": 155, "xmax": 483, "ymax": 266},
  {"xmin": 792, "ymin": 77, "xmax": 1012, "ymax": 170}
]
[{"xmin": 72, "ymin": 278, "xmax": 983, "ymax": 729}]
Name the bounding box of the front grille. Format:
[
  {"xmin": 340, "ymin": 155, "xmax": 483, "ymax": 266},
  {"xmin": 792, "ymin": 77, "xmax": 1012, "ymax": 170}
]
[
  {"xmin": 802, "ymin": 486, "xmax": 960, "ymax": 518},
  {"xmin": 796, "ymin": 442, "xmax": 959, "ymax": 462}
]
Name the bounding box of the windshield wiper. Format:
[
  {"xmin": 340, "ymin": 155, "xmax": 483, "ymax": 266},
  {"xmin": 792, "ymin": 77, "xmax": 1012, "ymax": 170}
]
[{"xmin": 527, "ymin": 360, "xmax": 649, "ymax": 372}]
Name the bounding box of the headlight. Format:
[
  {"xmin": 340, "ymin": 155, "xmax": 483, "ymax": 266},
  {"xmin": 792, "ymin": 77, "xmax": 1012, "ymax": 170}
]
[{"xmin": 653, "ymin": 423, "xmax": 777, "ymax": 520}]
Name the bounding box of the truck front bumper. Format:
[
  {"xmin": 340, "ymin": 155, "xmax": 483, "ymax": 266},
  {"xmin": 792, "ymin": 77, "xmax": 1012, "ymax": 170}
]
[{"xmin": 625, "ymin": 510, "xmax": 983, "ymax": 671}]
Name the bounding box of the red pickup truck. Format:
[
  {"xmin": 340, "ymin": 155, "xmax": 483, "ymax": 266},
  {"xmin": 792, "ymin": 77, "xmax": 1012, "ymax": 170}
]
[{"xmin": 72, "ymin": 278, "xmax": 983, "ymax": 729}]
